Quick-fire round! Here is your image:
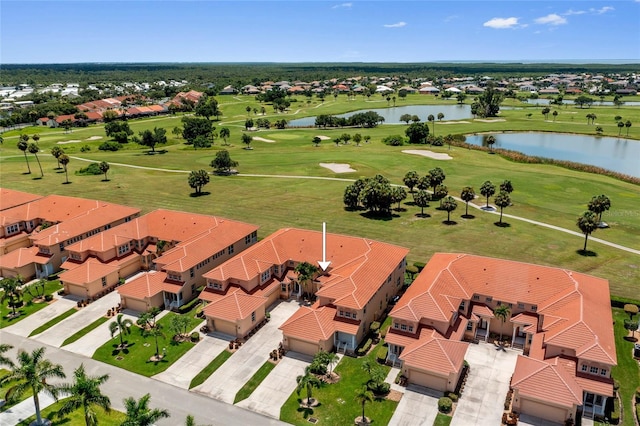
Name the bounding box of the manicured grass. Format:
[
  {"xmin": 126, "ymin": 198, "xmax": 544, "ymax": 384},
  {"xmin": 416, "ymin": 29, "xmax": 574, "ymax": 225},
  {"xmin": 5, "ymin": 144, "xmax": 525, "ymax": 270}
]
[
  {"xmin": 61, "ymin": 316, "xmax": 109, "ymax": 346},
  {"xmin": 434, "ymin": 413, "xmax": 453, "ymax": 426},
  {"xmin": 611, "ymin": 308, "xmax": 640, "ymax": 426},
  {"xmin": 0, "ymin": 368, "xmax": 34, "ymax": 412},
  {"xmin": 28, "ymin": 307, "xmax": 77, "ymax": 337},
  {"xmin": 1, "ymin": 97, "xmax": 639, "ymax": 300},
  {"xmin": 16, "ymin": 398, "xmax": 125, "ymax": 425},
  {"xmin": 280, "ymin": 342, "xmax": 397, "ymax": 426},
  {"xmin": 0, "ymin": 281, "xmax": 63, "ymax": 328},
  {"xmin": 189, "ymin": 349, "xmax": 233, "ymax": 389},
  {"xmin": 92, "ymin": 311, "xmax": 202, "ymax": 377},
  {"xmin": 234, "ymin": 360, "xmax": 276, "ymax": 403}
]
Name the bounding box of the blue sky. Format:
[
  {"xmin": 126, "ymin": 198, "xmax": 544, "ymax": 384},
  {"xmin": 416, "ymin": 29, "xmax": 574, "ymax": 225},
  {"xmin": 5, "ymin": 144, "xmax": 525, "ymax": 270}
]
[{"xmin": 2, "ymin": 1, "xmax": 639, "ymax": 63}]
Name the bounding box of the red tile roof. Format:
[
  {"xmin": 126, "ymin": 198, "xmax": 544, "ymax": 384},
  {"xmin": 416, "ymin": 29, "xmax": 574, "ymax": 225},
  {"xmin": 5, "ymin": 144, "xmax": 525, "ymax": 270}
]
[
  {"xmin": 202, "ymin": 288, "xmax": 265, "ymax": 321},
  {"xmin": 511, "ymin": 356, "xmax": 583, "ymax": 407},
  {"xmin": 59, "ymin": 259, "xmax": 120, "ymax": 285},
  {"xmin": 279, "ymin": 305, "xmax": 338, "ymax": 343},
  {"xmin": 117, "ymin": 271, "xmax": 167, "ymax": 299},
  {"xmin": 0, "ymin": 246, "xmax": 51, "ymax": 269},
  {"xmin": 0, "ymin": 188, "xmax": 42, "ymax": 211},
  {"xmin": 399, "ymin": 329, "xmax": 469, "ymax": 376}
]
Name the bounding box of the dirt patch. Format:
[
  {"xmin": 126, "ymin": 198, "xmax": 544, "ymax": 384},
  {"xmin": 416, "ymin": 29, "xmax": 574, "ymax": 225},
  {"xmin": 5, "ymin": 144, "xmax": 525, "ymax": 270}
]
[
  {"xmin": 474, "ymin": 118, "xmax": 506, "ymax": 123},
  {"xmin": 386, "ymin": 389, "xmax": 403, "ymax": 402},
  {"xmin": 319, "ymin": 163, "xmax": 356, "ymax": 173},
  {"xmin": 252, "ymin": 136, "xmax": 275, "ymax": 143},
  {"xmin": 440, "ymin": 121, "xmax": 471, "ymax": 124},
  {"xmin": 316, "ymin": 135, "xmax": 331, "ymax": 140},
  {"xmin": 402, "ymin": 150, "xmax": 452, "ymax": 160},
  {"xmin": 57, "ymin": 140, "xmax": 81, "ymax": 144},
  {"xmin": 86, "ymin": 136, "xmax": 103, "ymax": 141}
]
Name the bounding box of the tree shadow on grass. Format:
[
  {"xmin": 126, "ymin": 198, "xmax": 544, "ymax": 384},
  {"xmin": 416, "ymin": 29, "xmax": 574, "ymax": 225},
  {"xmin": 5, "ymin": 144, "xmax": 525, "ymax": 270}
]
[
  {"xmin": 146, "ymin": 357, "xmax": 168, "ymax": 366},
  {"xmin": 494, "ymin": 222, "xmax": 511, "ymax": 228},
  {"xmin": 623, "ymin": 336, "xmax": 638, "ymax": 343},
  {"xmin": 44, "ymin": 415, "xmax": 71, "ymax": 425},
  {"xmin": 394, "ymin": 207, "xmax": 407, "ymax": 212},
  {"xmin": 62, "ymin": 181, "xmax": 72, "ymax": 185},
  {"xmin": 415, "ymin": 213, "xmax": 431, "ymax": 218},
  {"xmin": 22, "ymin": 172, "xmax": 31, "ymax": 175},
  {"xmin": 189, "ymin": 192, "xmax": 211, "ymax": 198},
  {"xmin": 344, "ymin": 206, "xmax": 365, "ymax": 212},
  {"xmin": 296, "ymin": 398, "xmax": 320, "ymax": 419},
  {"xmin": 461, "ymin": 214, "xmax": 475, "ymax": 219},
  {"xmin": 404, "ymin": 201, "xmax": 416, "ymax": 207},
  {"xmin": 111, "ymin": 342, "xmax": 134, "ymax": 356},
  {"xmin": 576, "ymin": 249, "xmax": 597, "ymax": 257},
  {"xmin": 360, "ymin": 211, "xmax": 397, "ymax": 221},
  {"xmin": 443, "ymin": 220, "xmax": 458, "ymax": 226},
  {"xmin": 32, "ymin": 176, "xmax": 43, "ymax": 180},
  {"xmin": 101, "ymin": 179, "xmax": 111, "ymax": 182}
]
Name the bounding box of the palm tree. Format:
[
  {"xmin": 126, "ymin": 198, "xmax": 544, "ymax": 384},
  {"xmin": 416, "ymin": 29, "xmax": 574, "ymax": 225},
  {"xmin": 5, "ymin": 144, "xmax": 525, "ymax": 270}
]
[
  {"xmin": 98, "ymin": 161, "xmax": 110, "ymax": 181},
  {"xmin": 0, "ymin": 343, "xmax": 14, "ymax": 368},
  {"xmin": 494, "ymin": 191, "xmax": 511, "ymax": 225},
  {"xmin": 109, "ymin": 314, "xmax": 133, "ymax": 349},
  {"xmin": 460, "ymin": 186, "xmax": 475, "ymax": 217},
  {"xmin": 355, "ymin": 386, "xmax": 374, "ymax": 424},
  {"xmin": 219, "ymin": 127, "xmax": 230, "ymax": 145},
  {"xmin": 28, "ymin": 143, "xmax": 44, "ymax": 178},
  {"xmin": 17, "ymin": 135, "xmax": 31, "ymax": 174},
  {"xmin": 241, "ymin": 133, "xmax": 252, "ymax": 149},
  {"xmin": 494, "ymin": 304, "xmax": 510, "ymax": 341},
  {"xmin": 427, "ymin": 114, "xmax": 435, "ymax": 136},
  {"xmin": 588, "ymin": 194, "xmax": 611, "ymax": 225},
  {"xmin": 296, "ymin": 366, "xmax": 322, "ymax": 406},
  {"xmin": 294, "ymin": 262, "xmax": 319, "ymax": 299},
  {"xmin": 441, "ymin": 196, "xmax": 457, "ymax": 223},
  {"xmin": 51, "ymin": 146, "xmax": 64, "ymax": 169},
  {"xmin": 0, "ymin": 277, "xmax": 23, "ymax": 318},
  {"xmin": 499, "ymin": 180, "xmax": 514, "ymax": 194},
  {"xmin": 552, "ymin": 110, "xmax": 558, "ymax": 121},
  {"xmin": 625, "ymin": 120, "xmax": 632, "ymax": 136},
  {"xmin": 414, "ymin": 190, "xmax": 430, "ymax": 216},
  {"xmin": 1, "ymin": 347, "xmax": 66, "ymax": 426},
  {"xmin": 437, "ymin": 112, "xmax": 445, "ymax": 122},
  {"xmin": 486, "ymin": 135, "xmax": 496, "ymax": 153},
  {"xmin": 143, "ymin": 323, "xmax": 165, "ymax": 359},
  {"xmin": 59, "ymin": 154, "xmax": 70, "ymax": 184},
  {"xmin": 326, "ymin": 352, "xmax": 340, "ymax": 377},
  {"xmin": 57, "ymin": 364, "xmax": 111, "ymax": 426},
  {"xmin": 480, "ymin": 180, "xmax": 496, "ymax": 208},
  {"xmin": 618, "ymin": 121, "xmax": 625, "ymax": 135},
  {"xmin": 121, "ymin": 393, "xmax": 170, "ymax": 426},
  {"xmin": 577, "ymin": 211, "xmax": 598, "ymax": 252}
]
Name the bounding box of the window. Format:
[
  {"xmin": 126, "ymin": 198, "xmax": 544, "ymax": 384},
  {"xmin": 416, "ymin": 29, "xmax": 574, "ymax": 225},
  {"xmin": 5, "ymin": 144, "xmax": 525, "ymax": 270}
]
[
  {"xmin": 387, "ymin": 275, "xmax": 392, "ymax": 283},
  {"xmin": 6, "ymin": 224, "xmax": 19, "ymax": 234},
  {"xmin": 245, "ymin": 235, "xmax": 252, "ymax": 244},
  {"xmin": 485, "ymin": 296, "xmax": 493, "ymax": 303},
  {"xmin": 600, "ymin": 368, "xmax": 607, "ymax": 376},
  {"xmin": 59, "ymin": 243, "xmax": 65, "ymax": 251},
  {"xmin": 517, "ymin": 303, "xmax": 525, "ymax": 310},
  {"xmin": 581, "ymin": 364, "xmax": 588, "ymax": 372},
  {"xmin": 261, "ymin": 270, "xmax": 270, "ymax": 283},
  {"xmin": 227, "ymin": 244, "xmax": 234, "ymax": 255},
  {"xmin": 400, "ymin": 324, "xmax": 407, "ymax": 331},
  {"xmin": 459, "ymin": 301, "xmax": 466, "ymax": 310},
  {"xmin": 397, "ymin": 276, "xmax": 401, "ymax": 286},
  {"xmin": 101, "ymin": 277, "xmax": 107, "ymax": 287},
  {"xmin": 531, "ymin": 305, "xmax": 537, "ymax": 312},
  {"xmin": 394, "ymin": 323, "xmax": 399, "ymax": 329},
  {"xmin": 352, "ymin": 313, "xmax": 357, "ymax": 320},
  {"xmin": 473, "ymin": 295, "xmax": 480, "ymax": 301},
  {"xmin": 274, "ymin": 265, "xmax": 279, "ymax": 275},
  {"xmin": 39, "ymin": 246, "xmax": 50, "ymax": 255},
  {"xmin": 339, "ymin": 310, "xmax": 344, "ymax": 317},
  {"xmin": 408, "ymin": 325, "xmax": 414, "ymax": 332},
  {"xmin": 466, "ymin": 321, "xmax": 473, "ymax": 331},
  {"xmin": 191, "ymin": 284, "xmax": 196, "ymax": 293},
  {"xmin": 590, "ymin": 366, "xmax": 598, "ymax": 374},
  {"xmin": 251, "ymin": 311, "xmax": 256, "ymax": 322},
  {"xmin": 190, "ymin": 268, "xmax": 194, "ymax": 278},
  {"xmin": 345, "ymin": 312, "xmax": 351, "ymax": 318},
  {"xmin": 281, "ymin": 283, "xmax": 287, "ymax": 292},
  {"xmin": 118, "ymin": 245, "xmax": 129, "ymax": 256}
]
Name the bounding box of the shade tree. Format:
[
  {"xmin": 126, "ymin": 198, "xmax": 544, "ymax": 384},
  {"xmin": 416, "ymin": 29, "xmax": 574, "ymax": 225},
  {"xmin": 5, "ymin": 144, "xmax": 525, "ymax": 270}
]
[
  {"xmin": 99, "ymin": 161, "xmax": 110, "ymax": 181},
  {"xmin": 440, "ymin": 196, "xmax": 457, "ymax": 223},
  {"xmin": 403, "ymin": 171, "xmax": 419, "ymax": 193},
  {"xmin": 460, "ymin": 186, "xmax": 476, "ymax": 217},
  {"xmin": 480, "ymin": 180, "xmax": 496, "ymax": 208},
  {"xmin": 210, "ymin": 150, "xmax": 238, "ymax": 174},
  {"xmin": 188, "ymin": 170, "xmax": 210, "ymax": 195},
  {"xmin": 494, "ymin": 191, "xmax": 511, "ymax": 225}
]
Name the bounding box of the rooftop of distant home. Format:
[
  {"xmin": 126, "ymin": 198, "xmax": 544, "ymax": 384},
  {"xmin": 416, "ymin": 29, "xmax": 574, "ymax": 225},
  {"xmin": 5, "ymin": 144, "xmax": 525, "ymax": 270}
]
[{"xmin": 0, "ymin": 188, "xmax": 42, "ymax": 211}]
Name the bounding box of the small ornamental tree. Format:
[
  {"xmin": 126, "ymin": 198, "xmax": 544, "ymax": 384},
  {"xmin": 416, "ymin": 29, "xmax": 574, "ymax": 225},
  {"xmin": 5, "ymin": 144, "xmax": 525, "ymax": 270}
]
[
  {"xmin": 210, "ymin": 150, "xmax": 238, "ymax": 174},
  {"xmin": 403, "ymin": 171, "xmax": 419, "ymax": 193},
  {"xmin": 460, "ymin": 186, "xmax": 476, "ymax": 217},
  {"xmin": 624, "ymin": 304, "xmax": 639, "ymax": 320},
  {"xmin": 414, "ymin": 190, "xmax": 430, "ymax": 216},
  {"xmin": 440, "ymin": 196, "xmax": 457, "ymax": 223},
  {"xmin": 494, "ymin": 191, "xmax": 511, "ymax": 225},
  {"xmin": 188, "ymin": 170, "xmax": 210, "ymax": 195},
  {"xmin": 59, "ymin": 154, "xmax": 71, "ymax": 184},
  {"xmin": 241, "ymin": 133, "xmax": 253, "ymax": 149},
  {"xmin": 480, "ymin": 180, "xmax": 496, "ymax": 208},
  {"xmin": 99, "ymin": 161, "xmax": 110, "ymax": 181}
]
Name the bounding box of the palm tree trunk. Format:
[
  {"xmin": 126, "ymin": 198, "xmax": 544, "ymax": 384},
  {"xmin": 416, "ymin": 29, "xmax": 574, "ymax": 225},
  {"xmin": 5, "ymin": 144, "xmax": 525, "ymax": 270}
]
[
  {"xmin": 465, "ymin": 202, "xmax": 469, "ymax": 216},
  {"xmin": 154, "ymin": 334, "xmax": 160, "ymax": 357},
  {"xmin": 33, "ymin": 390, "xmax": 43, "ymax": 425},
  {"xmin": 23, "ymin": 152, "xmax": 31, "ymax": 174},
  {"xmin": 499, "ymin": 208, "xmax": 503, "ymax": 223},
  {"xmin": 64, "ymin": 167, "xmax": 69, "ymax": 183},
  {"xmin": 119, "ymin": 329, "xmax": 125, "ymax": 347},
  {"xmin": 583, "ymin": 234, "xmax": 589, "ymax": 251},
  {"xmin": 35, "ymin": 155, "xmax": 43, "ymax": 177},
  {"xmin": 362, "ymin": 401, "xmax": 366, "ymax": 421}
]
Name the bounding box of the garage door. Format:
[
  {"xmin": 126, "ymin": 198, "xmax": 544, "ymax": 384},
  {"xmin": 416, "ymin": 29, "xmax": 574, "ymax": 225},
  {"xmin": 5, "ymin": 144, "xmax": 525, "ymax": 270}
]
[
  {"xmin": 212, "ymin": 319, "xmax": 237, "ymax": 337},
  {"xmin": 65, "ymin": 283, "xmax": 86, "ymax": 298},
  {"xmin": 520, "ymin": 398, "xmax": 567, "ymax": 423},
  {"xmin": 408, "ymin": 369, "xmax": 448, "ymax": 392},
  {"xmin": 287, "ymin": 338, "xmax": 318, "ymax": 356},
  {"xmin": 122, "ymin": 297, "xmax": 147, "ymax": 313}
]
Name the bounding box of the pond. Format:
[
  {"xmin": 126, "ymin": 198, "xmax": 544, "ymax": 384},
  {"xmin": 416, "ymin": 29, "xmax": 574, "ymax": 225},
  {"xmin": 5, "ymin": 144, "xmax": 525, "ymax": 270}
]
[
  {"xmin": 465, "ymin": 132, "xmax": 640, "ymax": 178},
  {"xmin": 287, "ymin": 104, "xmax": 472, "ymax": 127}
]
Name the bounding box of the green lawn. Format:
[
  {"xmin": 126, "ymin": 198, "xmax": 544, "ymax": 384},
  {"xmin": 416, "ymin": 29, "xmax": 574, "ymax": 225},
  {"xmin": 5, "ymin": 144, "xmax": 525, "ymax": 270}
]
[
  {"xmin": 61, "ymin": 316, "xmax": 109, "ymax": 346},
  {"xmin": 0, "ymin": 368, "xmax": 34, "ymax": 412},
  {"xmin": 92, "ymin": 311, "xmax": 202, "ymax": 377},
  {"xmin": 16, "ymin": 399, "xmax": 125, "ymax": 426},
  {"xmin": 434, "ymin": 413, "xmax": 453, "ymax": 426},
  {"xmin": 280, "ymin": 342, "xmax": 398, "ymax": 425},
  {"xmin": 234, "ymin": 360, "xmax": 276, "ymax": 403},
  {"xmin": 189, "ymin": 349, "xmax": 233, "ymax": 389},
  {"xmin": 611, "ymin": 308, "xmax": 640, "ymax": 426},
  {"xmin": 0, "ymin": 97, "xmax": 639, "ymax": 301},
  {"xmin": 0, "ymin": 281, "xmax": 63, "ymax": 328},
  {"xmin": 28, "ymin": 307, "xmax": 77, "ymax": 337}
]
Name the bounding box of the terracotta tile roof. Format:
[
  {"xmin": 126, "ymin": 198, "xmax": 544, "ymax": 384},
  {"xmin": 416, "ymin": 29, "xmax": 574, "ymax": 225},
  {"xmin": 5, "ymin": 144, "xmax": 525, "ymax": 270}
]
[
  {"xmin": 471, "ymin": 304, "xmax": 495, "ymax": 318},
  {"xmin": 1, "ymin": 195, "xmax": 107, "ymax": 226},
  {"xmin": 59, "ymin": 259, "xmax": 120, "ymax": 285},
  {"xmin": 0, "ymin": 246, "xmax": 51, "ymax": 269},
  {"xmin": 0, "ymin": 188, "xmax": 42, "ymax": 211},
  {"xmin": 575, "ymin": 374, "xmax": 614, "ymax": 397},
  {"xmin": 399, "ymin": 330, "xmax": 469, "ymax": 376},
  {"xmin": 117, "ymin": 271, "xmax": 167, "ymax": 299},
  {"xmin": 279, "ymin": 305, "xmax": 337, "ymax": 343},
  {"xmin": 511, "ymin": 356, "xmax": 583, "ymax": 407},
  {"xmin": 202, "ymin": 288, "xmax": 265, "ymax": 321}
]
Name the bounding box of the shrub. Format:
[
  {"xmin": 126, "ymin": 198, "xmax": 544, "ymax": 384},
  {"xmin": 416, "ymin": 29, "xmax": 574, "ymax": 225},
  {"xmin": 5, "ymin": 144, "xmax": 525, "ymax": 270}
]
[
  {"xmin": 57, "ymin": 290, "xmax": 66, "ymax": 296},
  {"xmin": 447, "ymin": 392, "xmax": 458, "ymax": 402},
  {"xmin": 367, "ymin": 380, "xmax": 390, "ymax": 395},
  {"xmin": 380, "ymin": 326, "xmax": 389, "ymax": 339},
  {"xmin": 44, "ymin": 294, "xmax": 53, "ymax": 302},
  {"xmin": 382, "ymin": 135, "xmax": 405, "ymax": 146},
  {"xmin": 356, "ymin": 338, "xmax": 372, "ymax": 355},
  {"xmin": 80, "ymin": 144, "xmax": 91, "ymax": 152},
  {"xmin": 609, "ymin": 397, "xmax": 620, "ymax": 424},
  {"xmin": 413, "ymin": 262, "xmax": 426, "ymax": 272},
  {"xmin": 438, "ymin": 397, "xmax": 453, "ymax": 413},
  {"xmin": 370, "ymin": 321, "xmax": 381, "ymax": 333},
  {"xmin": 99, "ymin": 141, "xmax": 122, "ymax": 151},
  {"xmin": 376, "ymin": 346, "xmax": 388, "ymax": 364},
  {"xmin": 77, "ymin": 163, "xmax": 102, "ymax": 176},
  {"xmin": 190, "ymin": 332, "xmax": 200, "ymax": 342}
]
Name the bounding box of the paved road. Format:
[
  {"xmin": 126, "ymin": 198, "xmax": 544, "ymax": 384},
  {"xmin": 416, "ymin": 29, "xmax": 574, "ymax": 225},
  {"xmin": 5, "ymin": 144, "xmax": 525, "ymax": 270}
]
[
  {"xmin": 0, "ymin": 331, "xmax": 287, "ymax": 426},
  {"xmin": 193, "ymin": 300, "xmax": 300, "ymax": 404}
]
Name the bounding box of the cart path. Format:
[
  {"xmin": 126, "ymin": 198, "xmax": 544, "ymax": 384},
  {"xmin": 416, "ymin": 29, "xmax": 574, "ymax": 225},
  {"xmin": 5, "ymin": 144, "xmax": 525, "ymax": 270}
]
[{"xmin": 63, "ymin": 156, "xmax": 639, "ymax": 256}]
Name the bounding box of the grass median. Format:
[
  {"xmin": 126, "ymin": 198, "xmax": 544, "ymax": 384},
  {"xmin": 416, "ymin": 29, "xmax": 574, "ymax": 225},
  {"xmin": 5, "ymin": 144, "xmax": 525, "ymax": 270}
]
[
  {"xmin": 61, "ymin": 316, "xmax": 109, "ymax": 346},
  {"xmin": 234, "ymin": 360, "xmax": 276, "ymax": 403},
  {"xmin": 28, "ymin": 307, "xmax": 77, "ymax": 337},
  {"xmin": 189, "ymin": 350, "xmax": 233, "ymax": 389}
]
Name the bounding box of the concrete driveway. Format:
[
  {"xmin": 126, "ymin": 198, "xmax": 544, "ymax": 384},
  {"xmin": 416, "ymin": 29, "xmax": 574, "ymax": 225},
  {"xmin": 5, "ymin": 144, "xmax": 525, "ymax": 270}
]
[
  {"xmin": 236, "ymin": 351, "xmax": 311, "ymax": 418},
  {"xmin": 152, "ymin": 322, "xmax": 229, "ymax": 389},
  {"xmin": 193, "ymin": 300, "xmax": 300, "ymax": 404},
  {"xmin": 4, "ymin": 295, "xmax": 77, "ymax": 337},
  {"xmin": 388, "ymin": 384, "xmax": 441, "ymax": 426},
  {"xmin": 519, "ymin": 414, "xmax": 566, "ymax": 426},
  {"xmin": 450, "ymin": 343, "xmax": 519, "ymax": 426},
  {"xmin": 34, "ymin": 292, "xmax": 121, "ymax": 347}
]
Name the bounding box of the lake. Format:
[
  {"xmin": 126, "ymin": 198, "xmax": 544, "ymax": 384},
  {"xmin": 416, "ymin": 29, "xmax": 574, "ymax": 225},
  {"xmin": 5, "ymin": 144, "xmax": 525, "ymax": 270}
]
[
  {"xmin": 288, "ymin": 104, "xmax": 472, "ymax": 126},
  {"xmin": 465, "ymin": 132, "xmax": 640, "ymax": 178}
]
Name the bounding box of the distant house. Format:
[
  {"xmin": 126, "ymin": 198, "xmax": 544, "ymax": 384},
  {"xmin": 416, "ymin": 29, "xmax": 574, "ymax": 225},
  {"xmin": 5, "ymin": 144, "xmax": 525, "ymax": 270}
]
[
  {"xmin": 36, "ymin": 117, "xmax": 57, "ymax": 127},
  {"xmin": 615, "ymin": 88, "xmax": 637, "ymax": 96},
  {"xmin": 219, "ymin": 85, "xmax": 238, "ymax": 95},
  {"xmin": 419, "ymin": 86, "xmax": 440, "ymax": 95}
]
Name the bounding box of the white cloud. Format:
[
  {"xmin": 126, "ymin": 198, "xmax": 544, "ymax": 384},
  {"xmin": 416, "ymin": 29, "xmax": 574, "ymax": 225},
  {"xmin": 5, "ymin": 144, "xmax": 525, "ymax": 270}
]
[
  {"xmin": 444, "ymin": 15, "xmax": 459, "ymax": 23},
  {"xmin": 332, "ymin": 3, "xmax": 352, "ymax": 9},
  {"xmin": 591, "ymin": 6, "xmax": 614, "ymax": 14},
  {"xmin": 534, "ymin": 14, "xmax": 568, "ymax": 25},
  {"xmin": 383, "ymin": 21, "xmax": 407, "ymax": 28},
  {"xmin": 564, "ymin": 9, "xmax": 586, "ymax": 16},
  {"xmin": 483, "ymin": 17, "xmax": 520, "ymax": 29}
]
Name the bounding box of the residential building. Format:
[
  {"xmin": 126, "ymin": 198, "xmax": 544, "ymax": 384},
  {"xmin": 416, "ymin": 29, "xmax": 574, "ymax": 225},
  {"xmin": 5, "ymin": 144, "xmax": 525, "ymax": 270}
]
[
  {"xmin": 386, "ymin": 253, "xmax": 616, "ymax": 424},
  {"xmin": 199, "ymin": 228, "xmax": 409, "ymax": 352}
]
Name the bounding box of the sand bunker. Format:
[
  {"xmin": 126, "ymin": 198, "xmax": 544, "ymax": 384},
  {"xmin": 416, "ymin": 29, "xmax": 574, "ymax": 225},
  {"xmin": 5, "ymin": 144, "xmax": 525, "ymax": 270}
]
[
  {"xmin": 474, "ymin": 118, "xmax": 506, "ymax": 123},
  {"xmin": 402, "ymin": 150, "xmax": 452, "ymax": 160},
  {"xmin": 252, "ymin": 137, "xmax": 275, "ymax": 143},
  {"xmin": 57, "ymin": 140, "xmax": 81, "ymax": 144},
  {"xmin": 316, "ymin": 135, "xmax": 331, "ymax": 140},
  {"xmin": 319, "ymin": 163, "xmax": 356, "ymax": 173},
  {"xmin": 440, "ymin": 121, "xmax": 470, "ymax": 124},
  {"xmin": 86, "ymin": 136, "xmax": 103, "ymax": 141}
]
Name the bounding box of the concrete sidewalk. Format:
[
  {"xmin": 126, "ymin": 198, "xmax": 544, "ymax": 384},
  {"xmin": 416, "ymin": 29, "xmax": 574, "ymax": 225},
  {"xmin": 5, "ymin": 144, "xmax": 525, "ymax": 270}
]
[
  {"xmin": 450, "ymin": 343, "xmax": 518, "ymax": 426},
  {"xmin": 193, "ymin": 300, "xmax": 300, "ymax": 403},
  {"xmin": 4, "ymin": 296, "xmax": 77, "ymax": 337},
  {"xmin": 235, "ymin": 351, "xmax": 311, "ymax": 418},
  {"xmin": 34, "ymin": 292, "xmax": 121, "ymax": 347},
  {"xmin": 388, "ymin": 384, "xmax": 441, "ymax": 426},
  {"xmin": 152, "ymin": 321, "xmax": 229, "ymax": 389},
  {"xmin": 0, "ymin": 391, "xmax": 58, "ymax": 426}
]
